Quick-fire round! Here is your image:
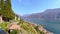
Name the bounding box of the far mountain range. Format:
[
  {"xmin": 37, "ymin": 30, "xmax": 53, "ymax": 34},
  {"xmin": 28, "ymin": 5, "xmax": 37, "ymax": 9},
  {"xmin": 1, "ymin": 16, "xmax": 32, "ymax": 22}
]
[{"xmin": 22, "ymin": 8, "xmax": 60, "ymax": 20}]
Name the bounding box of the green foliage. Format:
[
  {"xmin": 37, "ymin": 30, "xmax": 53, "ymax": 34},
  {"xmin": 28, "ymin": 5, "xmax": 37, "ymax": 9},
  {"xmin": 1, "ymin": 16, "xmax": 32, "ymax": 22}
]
[
  {"xmin": 0, "ymin": 21, "xmax": 45, "ymax": 34},
  {"xmin": 20, "ymin": 23, "xmax": 37, "ymax": 34},
  {"xmin": 35, "ymin": 26, "xmax": 45, "ymax": 34},
  {"xmin": 19, "ymin": 19, "xmax": 24, "ymax": 24},
  {"xmin": 40, "ymin": 31, "xmax": 45, "ymax": 34},
  {"xmin": 0, "ymin": 22, "xmax": 8, "ymax": 30},
  {"xmin": 12, "ymin": 20, "xmax": 20, "ymax": 22},
  {"xmin": 10, "ymin": 30, "xmax": 20, "ymax": 34},
  {"xmin": 21, "ymin": 23, "xmax": 29, "ymax": 31},
  {"xmin": 0, "ymin": 0, "xmax": 15, "ymax": 21},
  {"xmin": 17, "ymin": 19, "xmax": 24, "ymax": 25}
]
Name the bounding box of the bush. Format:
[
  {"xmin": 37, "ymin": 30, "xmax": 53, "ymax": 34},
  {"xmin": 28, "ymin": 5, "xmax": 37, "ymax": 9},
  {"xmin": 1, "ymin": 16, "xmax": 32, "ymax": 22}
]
[
  {"xmin": 10, "ymin": 30, "xmax": 20, "ymax": 34},
  {"xmin": 0, "ymin": 22, "xmax": 8, "ymax": 30}
]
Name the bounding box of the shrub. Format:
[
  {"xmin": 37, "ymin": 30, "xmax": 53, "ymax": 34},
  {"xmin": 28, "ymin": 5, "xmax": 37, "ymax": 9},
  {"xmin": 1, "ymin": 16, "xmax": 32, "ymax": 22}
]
[
  {"xmin": 0, "ymin": 22, "xmax": 8, "ymax": 30},
  {"xmin": 10, "ymin": 30, "xmax": 20, "ymax": 34}
]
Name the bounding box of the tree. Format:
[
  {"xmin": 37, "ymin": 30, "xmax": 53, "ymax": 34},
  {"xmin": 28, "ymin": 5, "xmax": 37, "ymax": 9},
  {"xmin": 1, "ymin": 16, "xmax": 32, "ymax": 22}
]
[{"xmin": 0, "ymin": 0, "xmax": 15, "ymax": 21}]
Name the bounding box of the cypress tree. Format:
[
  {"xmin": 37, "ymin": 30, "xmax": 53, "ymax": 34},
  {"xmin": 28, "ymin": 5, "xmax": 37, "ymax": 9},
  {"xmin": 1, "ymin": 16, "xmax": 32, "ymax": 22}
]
[
  {"xmin": 0, "ymin": 0, "xmax": 4, "ymax": 15},
  {"xmin": 0, "ymin": 0, "xmax": 15, "ymax": 21}
]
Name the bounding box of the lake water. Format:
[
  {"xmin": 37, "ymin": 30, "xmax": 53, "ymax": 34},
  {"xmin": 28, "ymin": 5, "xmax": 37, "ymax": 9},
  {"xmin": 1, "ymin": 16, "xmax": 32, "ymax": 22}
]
[{"xmin": 23, "ymin": 18, "xmax": 60, "ymax": 34}]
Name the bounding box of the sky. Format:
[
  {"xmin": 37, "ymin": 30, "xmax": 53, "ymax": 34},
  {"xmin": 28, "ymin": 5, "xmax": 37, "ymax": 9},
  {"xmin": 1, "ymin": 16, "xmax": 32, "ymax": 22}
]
[{"xmin": 11, "ymin": 0, "xmax": 60, "ymax": 15}]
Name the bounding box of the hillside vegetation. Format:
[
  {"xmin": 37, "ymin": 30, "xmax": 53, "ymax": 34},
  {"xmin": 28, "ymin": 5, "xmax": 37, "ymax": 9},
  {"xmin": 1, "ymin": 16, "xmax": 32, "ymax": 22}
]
[{"xmin": 0, "ymin": 20, "xmax": 45, "ymax": 34}]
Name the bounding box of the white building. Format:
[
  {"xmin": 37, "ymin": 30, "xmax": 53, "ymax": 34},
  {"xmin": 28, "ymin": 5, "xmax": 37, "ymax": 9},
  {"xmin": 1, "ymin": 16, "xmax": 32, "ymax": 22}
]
[{"xmin": 14, "ymin": 15, "xmax": 21, "ymax": 20}]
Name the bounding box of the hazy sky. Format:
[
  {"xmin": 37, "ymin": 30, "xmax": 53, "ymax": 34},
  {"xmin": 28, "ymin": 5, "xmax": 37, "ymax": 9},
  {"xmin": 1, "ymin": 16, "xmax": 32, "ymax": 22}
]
[{"xmin": 11, "ymin": 0, "xmax": 60, "ymax": 15}]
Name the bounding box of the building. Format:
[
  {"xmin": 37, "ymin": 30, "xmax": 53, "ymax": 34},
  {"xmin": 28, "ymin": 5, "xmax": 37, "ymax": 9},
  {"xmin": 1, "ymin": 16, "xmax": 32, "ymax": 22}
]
[{"xmin": 15, "ymin": 14, "xmax": 21, "ymax": 20}]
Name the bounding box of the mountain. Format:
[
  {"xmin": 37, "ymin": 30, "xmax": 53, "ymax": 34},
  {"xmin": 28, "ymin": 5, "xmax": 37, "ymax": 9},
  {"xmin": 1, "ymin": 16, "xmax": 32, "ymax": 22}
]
[{"xmin": 23, "ymin": 8, "xmax": 60, "ymax": 20}]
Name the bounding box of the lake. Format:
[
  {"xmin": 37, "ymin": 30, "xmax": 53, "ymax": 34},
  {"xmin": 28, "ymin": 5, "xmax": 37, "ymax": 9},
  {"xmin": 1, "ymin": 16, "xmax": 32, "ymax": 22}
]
[{"xmin": 23, "ymin": 18, "xmax": 60, "ymax": 34}]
